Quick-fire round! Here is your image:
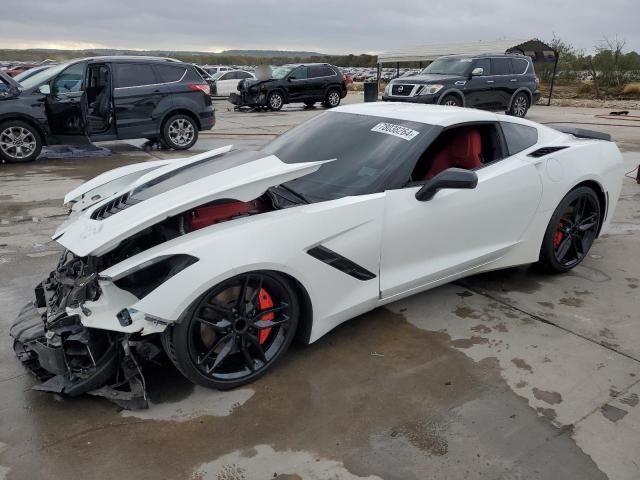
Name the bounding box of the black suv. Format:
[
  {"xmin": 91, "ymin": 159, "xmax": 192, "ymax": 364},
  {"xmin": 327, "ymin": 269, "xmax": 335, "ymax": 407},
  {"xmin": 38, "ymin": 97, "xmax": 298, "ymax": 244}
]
[
  {"xmin": 382, "ymin": 53, "xmax": 540, "ymax": 117},
  {"xmin": 230, "ymin": 63, "xmax": 347, "ymax": 111},
  {"xmin": 0, "ymin": 56, "xmax": 215, "ymax": 163}
]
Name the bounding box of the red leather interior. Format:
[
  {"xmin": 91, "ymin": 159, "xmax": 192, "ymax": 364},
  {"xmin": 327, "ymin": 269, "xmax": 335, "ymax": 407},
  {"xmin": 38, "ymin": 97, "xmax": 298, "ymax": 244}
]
[{"xmin": 424, "ymin": 128, "xmax": 482, "ymax": 180}]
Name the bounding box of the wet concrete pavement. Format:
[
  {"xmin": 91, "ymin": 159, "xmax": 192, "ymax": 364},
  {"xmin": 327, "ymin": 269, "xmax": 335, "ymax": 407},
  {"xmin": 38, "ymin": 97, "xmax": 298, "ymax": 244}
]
[{"xmin": 1, "ymin": 95, "xmax": 639, "ymax": 479}]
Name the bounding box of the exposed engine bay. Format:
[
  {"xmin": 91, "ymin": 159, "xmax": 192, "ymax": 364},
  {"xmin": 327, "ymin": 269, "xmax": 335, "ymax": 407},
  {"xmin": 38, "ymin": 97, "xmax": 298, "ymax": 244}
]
[{"xmin": 9, "ymin": 185, "xmax": 299, "ymax": 409}]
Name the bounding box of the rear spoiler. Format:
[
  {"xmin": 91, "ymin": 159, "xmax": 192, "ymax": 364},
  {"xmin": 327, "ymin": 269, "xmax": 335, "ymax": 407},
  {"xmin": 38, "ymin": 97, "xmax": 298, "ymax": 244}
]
[{"xmin": 551, "ymin": 126, "xmax": 612, "ymax": 142}]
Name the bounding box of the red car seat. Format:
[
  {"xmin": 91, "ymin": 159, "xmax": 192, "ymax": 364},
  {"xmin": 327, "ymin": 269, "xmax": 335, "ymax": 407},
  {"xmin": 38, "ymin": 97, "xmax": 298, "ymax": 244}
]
[{"xmin": 424, "ymin": 128, "xmax": 482, "ymax": 180}]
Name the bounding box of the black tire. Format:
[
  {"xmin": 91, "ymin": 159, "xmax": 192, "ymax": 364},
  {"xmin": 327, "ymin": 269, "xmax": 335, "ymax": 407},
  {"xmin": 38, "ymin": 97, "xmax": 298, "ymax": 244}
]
[
  {"xmin": 0, "ymin": 120, "xmax": 42, "ymax": 163},
  {"xmin": 161, "ymin": 113, "xmax": 198, "ymax": 150},
  {"xmin": 440, "ymin": 94, "xmax": 462, "ymax": 107},
  {"xmin": 508, "ymin": 92, "xmax": 530, "ymax": 117},
  {"xmin": 538, "ymin": 187, "xmax": 601, "ymax": 273},
  {"xmin": 323, "ymin": 89, "xmax": 341, "ymax": 108},
  {"xmin": 267, "ymin": 91, "xmax": 284, "ymax": 111},
  {"xmin": 163, "ymin": 272, "xmax": 300, "ymax": 390},
  {"xmin": 304, "ymin": 101, "xmax": 316, "ymax": 107}
]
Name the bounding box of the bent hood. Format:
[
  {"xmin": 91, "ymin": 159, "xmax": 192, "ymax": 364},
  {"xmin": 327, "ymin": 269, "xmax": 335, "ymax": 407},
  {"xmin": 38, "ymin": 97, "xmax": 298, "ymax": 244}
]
[
  {"xmin": 0, "ymin": 71, "xmax": 22, "ymax": 99},
  {"xmin": 54, "ymin": 147, "xmax": 330, "ymax": 257}
]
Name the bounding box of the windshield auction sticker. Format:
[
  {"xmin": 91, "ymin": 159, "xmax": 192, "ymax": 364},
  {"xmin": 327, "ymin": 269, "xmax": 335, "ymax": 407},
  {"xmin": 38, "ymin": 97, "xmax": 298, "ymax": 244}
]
[{"xmin": 371, "ymin": 122, "xmax": 420, "ymax": 141}]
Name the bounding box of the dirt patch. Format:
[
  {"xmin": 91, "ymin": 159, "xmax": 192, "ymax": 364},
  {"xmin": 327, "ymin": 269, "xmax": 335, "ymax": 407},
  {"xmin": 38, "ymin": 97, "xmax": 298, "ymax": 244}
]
[
  {"xmin": 536, "ymin": 407, "xmax": 557, "ymax": 421},
  {"xmin": 511, "ymin": 358, "xmax": 534, "ymax": 373},
  {"xmin": 453, "ymin": 305, "xmax": 478, "ymax": 319},
  {"xmin": 532, "ymin": 388, "xmax": 563, "ymax": 405},
  {"xmin": 450, "ymin": 336, "xmax": 490, "ymax": 349},
  {"xmin": 620, "ymin": 393, "xmax": 639, "ymax": 407},
  {"xmin": 537, "ymin": 301, "xmax": 555, "ymax": 309},
  {"xmin": 559, "ymin": 297, "xmax": 584, "ymax": 307},
  {"xmin": 470, "ymin": 324, "xmax": 491, "ymax": 334}
]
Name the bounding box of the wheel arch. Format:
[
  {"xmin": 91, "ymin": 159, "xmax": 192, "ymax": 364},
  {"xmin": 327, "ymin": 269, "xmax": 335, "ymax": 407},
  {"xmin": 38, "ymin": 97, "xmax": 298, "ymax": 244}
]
[
  {"xmin": 569, "ymin": 179, "xmax": 608, "ymax": 236},
  {"xmin": 161, "ymin": 108, "xmax": 201, "ymax": 132},
  {"xmin": 0, "ymin": 114, "xmax": 49, "ymax": 146},
  {"xmin": 437, "ymin": 88, "xmax": 466, "ymax": 107}
]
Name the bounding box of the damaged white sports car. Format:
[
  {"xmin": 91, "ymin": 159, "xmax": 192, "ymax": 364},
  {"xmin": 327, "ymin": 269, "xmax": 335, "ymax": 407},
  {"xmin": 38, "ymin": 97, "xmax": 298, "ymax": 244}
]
[{"xmin": 11, "ymin": 103, "xmax": 624, "ymax": 408}]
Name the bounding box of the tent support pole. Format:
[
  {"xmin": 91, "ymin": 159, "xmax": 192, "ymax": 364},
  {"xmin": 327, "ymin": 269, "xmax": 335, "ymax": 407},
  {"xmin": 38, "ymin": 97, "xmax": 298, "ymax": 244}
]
[
  {"xmin": 376, "ymin": 63, "xmax": 381, "ymax": 98},
  {"xmin": 548, "ymin": 51, "xmax": 559, "ymax": 106}
]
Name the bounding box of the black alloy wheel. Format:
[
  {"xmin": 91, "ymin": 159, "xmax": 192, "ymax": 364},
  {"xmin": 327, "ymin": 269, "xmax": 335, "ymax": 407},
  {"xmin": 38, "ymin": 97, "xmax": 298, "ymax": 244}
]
[
  {"xmin": 539, "ymin": 187, "xmax": 601, "ymax": 272},
  {"xmin": 164, "ymin": 272, "xmax": 299, "ymax": 390}
]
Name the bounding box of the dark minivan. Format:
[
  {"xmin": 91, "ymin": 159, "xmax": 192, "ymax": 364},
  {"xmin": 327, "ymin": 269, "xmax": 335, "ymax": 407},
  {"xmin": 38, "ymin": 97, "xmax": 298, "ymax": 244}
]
[
  {"xmin": 0, "ymin": 56, "xmax": 215, "ymax": 163},
  {"xmin": 382, "ymin": 53, "xmax": 540, "ymax": 117}
]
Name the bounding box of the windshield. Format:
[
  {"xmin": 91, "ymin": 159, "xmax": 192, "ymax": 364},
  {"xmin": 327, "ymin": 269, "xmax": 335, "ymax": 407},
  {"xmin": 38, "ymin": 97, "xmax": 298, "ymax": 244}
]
[
  {"xmin": 271, "ymin": 66, "xmax": 292, "ymax": 80},
  {"xmin": 420, "ymin": 57, "xmax": 473, "ymax": 76},
  {"xmin": 18, "ymin": 61, "xmax": 73, "ymax": 90},
  {"xmin": 261, "ymin": 112, "xmax": 434, "ymax": 202}
]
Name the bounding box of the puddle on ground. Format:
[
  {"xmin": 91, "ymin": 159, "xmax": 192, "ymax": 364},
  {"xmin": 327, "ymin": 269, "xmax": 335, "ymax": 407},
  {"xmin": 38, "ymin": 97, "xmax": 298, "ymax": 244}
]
[{"xmin": 193, "ymin": 445, "xmax": 383, "ymax": 480}]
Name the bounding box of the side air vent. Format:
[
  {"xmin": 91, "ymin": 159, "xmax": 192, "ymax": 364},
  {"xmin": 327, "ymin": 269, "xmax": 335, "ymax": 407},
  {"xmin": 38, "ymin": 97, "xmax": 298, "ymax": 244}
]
[
  {"xmin": 90, "ymin": 192, "xmax": 141, "ymax": 220},
  {"xmin": 307, "ymin": 246, "xmax": 376, "ymax": 281},
  {"xmin": 527, "ymin": 146, "xmax": 569, "ymax": 158}
]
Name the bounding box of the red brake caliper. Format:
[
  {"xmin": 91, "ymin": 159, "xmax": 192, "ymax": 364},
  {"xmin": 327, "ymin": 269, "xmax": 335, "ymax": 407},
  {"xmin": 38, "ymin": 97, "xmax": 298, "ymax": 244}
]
[
  {"xmin": 553, "ymin": 221, "xmax": 564, "ymax": 248},
  {"xmin": 257, "ymin": 288, "xmax": 274, "ymax": 344}
]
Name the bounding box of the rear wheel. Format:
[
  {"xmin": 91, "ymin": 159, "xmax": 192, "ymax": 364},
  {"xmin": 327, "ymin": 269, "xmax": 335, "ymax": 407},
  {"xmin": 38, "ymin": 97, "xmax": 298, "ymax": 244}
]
[
  {"xmin": 0, "ymin": 121, "xmax": 42, "ymax": 163},
  {"xmin": 508, "ymin": 92, "xmax": 529, "ymax": 117},
  {"xmin": 163, "ymin": 272, "xmax": 299, "ymax": 390},
  {"xmin": 161, "ymin": 114, "xmax": 198, "ymax": 150},
  {"xmin": 323, "ymin": 89, "xmax": 341, "ymax": 108},
  {"xmin": 538, "ymin": 187, "xmax": 601, "ymax": 272},
  {"xmin": 267, "ymin": 91, "xmax": 284, "ymax": 111}
]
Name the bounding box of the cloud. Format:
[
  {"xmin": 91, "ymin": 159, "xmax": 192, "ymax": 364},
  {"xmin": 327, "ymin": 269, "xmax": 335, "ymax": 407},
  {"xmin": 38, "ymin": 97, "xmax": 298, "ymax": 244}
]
[{"xmin": 0, "ymin": 0, "xmax": 637, "ymax": 54}]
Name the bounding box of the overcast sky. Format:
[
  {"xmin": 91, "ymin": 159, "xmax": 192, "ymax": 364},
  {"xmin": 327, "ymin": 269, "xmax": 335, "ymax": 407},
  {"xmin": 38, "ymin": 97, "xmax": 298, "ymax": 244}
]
[{"xmin": 1, "ymin": 0, "xmax": 638, "ymax": 54}]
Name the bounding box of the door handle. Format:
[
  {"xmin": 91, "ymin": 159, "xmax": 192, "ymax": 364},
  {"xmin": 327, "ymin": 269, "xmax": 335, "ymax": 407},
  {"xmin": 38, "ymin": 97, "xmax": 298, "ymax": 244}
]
[
  {"xmin": 486, "ymin": 80, "xmax": 494, "ymax": 84},
  {"xmin": 510, "ymin": 78, "xmax": 518, "ymax": 82}
]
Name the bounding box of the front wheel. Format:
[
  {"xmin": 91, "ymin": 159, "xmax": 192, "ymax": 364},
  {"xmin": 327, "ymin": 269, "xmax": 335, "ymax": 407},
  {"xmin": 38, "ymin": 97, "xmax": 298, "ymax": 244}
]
[
  {"xmin": 0, "ymin": 121, "xmax": 42, "ymax": 163},
  {"xmin": 161, "ymin": 114, "xmax": 198, "ymax": 150},
  {"xmin": 267, "ymin": 91, "xmax": 284, "ymax": 111},
  {"xmin": 508, "ymin": 92, "xmax": 529, "ymax": 117},
  {"xmin": 538, "ymin": 187, "xmax": 601, "ymax": 273},
  {"xmin": 440, "ymin": 94, "xmax": 462, "ymax": 107},
  {"xmin": 163, "ymin": 272, "xmax": 299, "ymax": 390}
]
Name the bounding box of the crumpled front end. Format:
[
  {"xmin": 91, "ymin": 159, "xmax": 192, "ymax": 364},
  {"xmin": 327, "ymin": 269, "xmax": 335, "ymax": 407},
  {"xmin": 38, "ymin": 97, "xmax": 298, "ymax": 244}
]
[
  {"xmin": 10, "ymin": 252, "xmax": 157, "ymax": 409},
  {"xmin": 229, "ymin": 79, "xmax": 271, "ymax": 108}
]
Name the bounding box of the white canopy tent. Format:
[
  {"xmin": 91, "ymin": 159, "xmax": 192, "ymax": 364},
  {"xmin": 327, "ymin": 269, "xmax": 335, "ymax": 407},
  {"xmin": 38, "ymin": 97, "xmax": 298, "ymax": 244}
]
[{"xmin": 377, "ymin": 39, "xmax": 530, "ymax": 64}]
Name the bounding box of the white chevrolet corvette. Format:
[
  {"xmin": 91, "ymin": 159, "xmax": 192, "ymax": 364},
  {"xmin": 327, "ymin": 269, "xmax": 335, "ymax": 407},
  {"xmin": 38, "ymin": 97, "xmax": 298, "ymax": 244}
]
[{"xmin": 11, "ymin": 103, "xmax": 624, "ymax": 408}]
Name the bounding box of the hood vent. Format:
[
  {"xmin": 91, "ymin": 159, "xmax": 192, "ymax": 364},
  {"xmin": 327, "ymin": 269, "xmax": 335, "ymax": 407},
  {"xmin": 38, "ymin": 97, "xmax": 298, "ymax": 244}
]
[
  {"xmin": 527, "ymin": 146, "xmax": 569, "ymax": 158},
  {"xmin": 90, "ymin": 192, "xmax": 141, "ymax": 220}
]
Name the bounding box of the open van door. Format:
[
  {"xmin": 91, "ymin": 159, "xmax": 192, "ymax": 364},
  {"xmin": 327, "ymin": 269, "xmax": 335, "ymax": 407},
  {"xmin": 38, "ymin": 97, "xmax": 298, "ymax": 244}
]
[{"xmin": 44, "ymin": 61, "xmax": 92, "ymax": 146}]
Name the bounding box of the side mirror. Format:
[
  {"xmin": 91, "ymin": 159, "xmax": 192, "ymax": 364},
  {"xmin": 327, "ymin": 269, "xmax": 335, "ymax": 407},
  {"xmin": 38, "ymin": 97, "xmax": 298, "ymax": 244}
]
[
  {"xmin": 471, "ymin": 67, "xmax": 484, "ymax": 77},
  {"xmin": 37, "ymin": 84, "xmax": 51, "ymax": 95},
  {"xmin": 288, "ymin": 76, "xmax": 295, "ymax": 81},
  {"xmin": 415, "ymin": 168, "xmax": 478, "ymax": 202}
]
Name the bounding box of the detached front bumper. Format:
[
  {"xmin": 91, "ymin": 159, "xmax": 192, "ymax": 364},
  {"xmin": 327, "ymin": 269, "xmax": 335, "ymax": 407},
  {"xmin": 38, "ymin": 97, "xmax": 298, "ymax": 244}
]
[
  {"xmin": 229, "ymin": 91, "xmax": 267, "ymax": 108},
  {"xmin": 9, "ymin": 258, "xmax": 165, "ymax": 409}
]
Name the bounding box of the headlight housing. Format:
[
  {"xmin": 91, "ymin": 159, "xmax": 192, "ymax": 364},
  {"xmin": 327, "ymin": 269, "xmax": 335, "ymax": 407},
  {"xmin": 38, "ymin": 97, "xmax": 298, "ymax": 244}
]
[{"xmin": 418, "ymin": 84, "xmax": 444, "ymax": 95}]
